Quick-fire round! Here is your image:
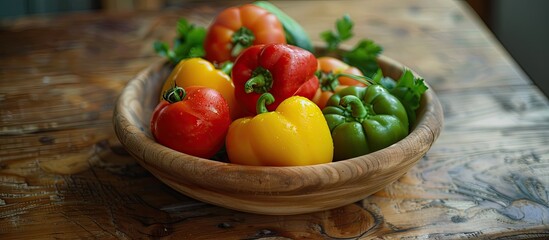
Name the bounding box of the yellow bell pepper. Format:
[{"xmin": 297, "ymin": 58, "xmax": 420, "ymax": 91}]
[
  {"xmin": 226, "ymin": 93, "xmax": 333, "ymax": 166},
  {"xmin": 160, "ymin": 58, "xmax": 244, "ymax": 119}
]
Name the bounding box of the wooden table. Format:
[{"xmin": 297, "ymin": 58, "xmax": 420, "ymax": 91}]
[{"xmin": 1, "ymin": 0, "xmax": 548, "ymax": 239}]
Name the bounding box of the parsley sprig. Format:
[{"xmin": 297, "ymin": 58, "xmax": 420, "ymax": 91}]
[
  {"xmin": 321, "ymin": 14, "xmax": 353, "ymax": 51},
  {"xmin": 154, "ymin": 18, "xmax": 206, "ymax": 64},
  {"xmin": 342, "ymin": 40, "xmax": 383, "ymax": 78},
  {"xmin": 321, "ymin": 15, "xmax": 382, "ymax": 78}
]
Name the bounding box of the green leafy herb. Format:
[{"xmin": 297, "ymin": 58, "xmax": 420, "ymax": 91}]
[
  {"xmin": 376, "ymin": 68, "xmax": 428, "ymax": 127},
  {"xmin": 154, "ymin": 18, "xmax": 206, "ymax": 64},
  {"xmin": 372, "ymin": 69, "xmax": 396, "ymax": 89},
  {"xmin": 321, "ymin": 14, "xmax": 353, "ymax": 51},
  {"xmin": 319, "ymin": 14, "xmax": 382, "ymax": 78},
  {"xmin": 342, "ymin": 39, "xmax": 383, "ymax": 78}
]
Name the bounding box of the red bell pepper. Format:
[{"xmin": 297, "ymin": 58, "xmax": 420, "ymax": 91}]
[
  {"xmin": 204, "ymin": 4, "xmax": 286, "ymax": 64},
  {"xmin": 231, "ymin": 43, "xmax": 319, "ymax": 114}
]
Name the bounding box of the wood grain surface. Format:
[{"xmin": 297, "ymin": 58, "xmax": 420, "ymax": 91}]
[{"xmin": 1, "ymin": 0, "xmax": 548, "ymax": 239}]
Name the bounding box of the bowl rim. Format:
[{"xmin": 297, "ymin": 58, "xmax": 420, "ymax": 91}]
[{"xmin": 113, "ymin": 53, "xmax": 444, "ymax": 213}]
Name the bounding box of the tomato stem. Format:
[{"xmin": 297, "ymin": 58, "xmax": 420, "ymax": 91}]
[
  {"xmin": 245, "ymin": 67, "xmax": 273, "ymax": 94},
  {"xmin": 231, "ymin": 27, "xmax": 255, "ymax": 58},
  {"xmin": 315, "ymin": 70, "xmax": 374, "ymax": 92},
  {"xmin": 163, "ymin": 86, "xmax": 187, "ymax": 104},
  {"xmin": 256, "ymin": 93, "xmax": 275, "ymax": 114},
  {"xmin": 340, "ymin": 95, "xmax": 367, "ymax": 119},
  {"xmin": 316, "ymin": 70, "xmax": 340, "ymax": 92}
]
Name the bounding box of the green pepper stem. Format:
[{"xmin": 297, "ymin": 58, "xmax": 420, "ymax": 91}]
[
  {"xmin": 244, "ymin": 67, "xmax": 273, "ymax": 94},
  {"xmin": 256, "ymin": 93, "xmax": 275, "ymax": 114},
  {"xmin": 231, "ymin": 27, "xmax": 255, "ymax": 57},
  {"xmin": 340, "ymin": 95, "xmax": 367, "ymax": 119},
  {"xmin": 163, "ymin": 86, "xmax": 186, "ymax": 104}
]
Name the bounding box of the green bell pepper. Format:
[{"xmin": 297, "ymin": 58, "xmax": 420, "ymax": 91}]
[{"xmin": 322, "ymin": 85, "xmax": 409, "ymax": 161}]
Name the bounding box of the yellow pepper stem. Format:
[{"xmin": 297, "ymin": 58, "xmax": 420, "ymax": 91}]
[
  {"xmin": 340, "ymin": 95, "xmax": 367, "ymax": 119},
  {"xmin": 256, "ymin": 93, "xmax": 275, "ymax": 114},
  {"xmin": 219, "ymin": 61, "xmax": 234, "ymax": 76}
]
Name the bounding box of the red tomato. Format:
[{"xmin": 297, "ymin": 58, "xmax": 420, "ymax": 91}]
[
  {"xmin": 150, "ymin": 86, "xmax": 231, "ymax": 158},
  {"xmin": 204, "ymin": 4, "xmax": 286, "ymax": 64}
]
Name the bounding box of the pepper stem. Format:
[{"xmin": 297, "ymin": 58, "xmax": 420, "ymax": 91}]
[
  {"xmin": 231, "ymin": 27, "xmax": 255, "ymax": 57},
  {"xmin": 340, "ymin": 95, "xmax": 367, "ymax": 119},
  {"xmin": 162, "ymin": 86, "xmax": 186, "ymax": 104},
  {"xmin": 219, "ymin": 61, "xmax": 234, "ymax": 76},
  {"xmin": 244, "ymin": 67, "xmax": 273, "ymax": 94},
  {"xmin": 256, "ymin": 93, "xmax": 275, "ymax": 114}
]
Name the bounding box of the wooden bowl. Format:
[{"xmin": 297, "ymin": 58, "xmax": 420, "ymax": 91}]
[{"xmin": 113, "ymin": 54, "xmax": 443, "ymax": 215}]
